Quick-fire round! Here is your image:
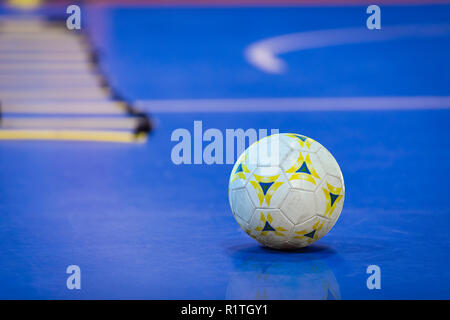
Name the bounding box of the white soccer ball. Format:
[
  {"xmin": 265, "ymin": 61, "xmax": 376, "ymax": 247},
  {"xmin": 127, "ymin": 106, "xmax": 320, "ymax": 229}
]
[{"xmin": 228, "ymin": 133, "xmax": 345, "ymax": 250}]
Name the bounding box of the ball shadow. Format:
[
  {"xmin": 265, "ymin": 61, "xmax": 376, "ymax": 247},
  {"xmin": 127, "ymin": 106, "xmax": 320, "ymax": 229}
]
[{"xmin": 225, "ymin": 242, "xmax": 337, "ymax": 263}]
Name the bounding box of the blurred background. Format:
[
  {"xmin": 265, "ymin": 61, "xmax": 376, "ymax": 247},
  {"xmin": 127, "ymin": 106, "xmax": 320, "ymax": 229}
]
[{"xmin": 0, "ymin": 0, "xmax": 449, "ymax": 299}]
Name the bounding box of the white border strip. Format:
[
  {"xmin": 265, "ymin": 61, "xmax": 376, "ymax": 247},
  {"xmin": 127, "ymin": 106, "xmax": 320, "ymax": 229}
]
[{"xmin": 135, "ymin": 96, "xmax": 450, "ymax": 113}]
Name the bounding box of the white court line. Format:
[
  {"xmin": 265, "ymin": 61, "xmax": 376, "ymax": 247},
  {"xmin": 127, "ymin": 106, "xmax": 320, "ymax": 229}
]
[
  {"xmin": 135, "ymin": 96, "xmax": 450, "ymax": 113},
  {"xmin": 245, "ymin": 24, "xmax": 450, "ymax": 73}
]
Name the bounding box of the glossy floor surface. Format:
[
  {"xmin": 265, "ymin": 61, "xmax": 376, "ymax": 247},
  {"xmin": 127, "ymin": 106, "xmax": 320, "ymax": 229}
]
[{"xmin": 0, "ymin": 3, "xmax": 449, "ymax": 299}]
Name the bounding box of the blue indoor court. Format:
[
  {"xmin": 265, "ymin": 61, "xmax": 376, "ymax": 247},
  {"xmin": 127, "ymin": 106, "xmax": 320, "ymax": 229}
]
[{"xmin": 0, "ymin": 0, "xmax": 449, "ymax": 300}]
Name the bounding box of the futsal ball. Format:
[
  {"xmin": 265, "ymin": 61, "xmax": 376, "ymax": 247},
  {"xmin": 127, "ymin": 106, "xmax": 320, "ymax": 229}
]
[{"xmin": 228, "ymin": 133, "xmax": 344, "ymax": 249}]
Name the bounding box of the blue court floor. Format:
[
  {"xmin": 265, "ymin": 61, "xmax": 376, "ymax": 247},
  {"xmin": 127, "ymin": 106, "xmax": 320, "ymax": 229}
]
[{"xmin": 0, "ymin": 4, "xmax": 449, "ymax": 299}]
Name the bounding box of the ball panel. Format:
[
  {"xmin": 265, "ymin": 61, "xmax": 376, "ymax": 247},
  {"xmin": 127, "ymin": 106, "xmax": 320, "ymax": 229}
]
[
  {"xmin": 281, "ymin": 150, "xmax": 324, "ymax": 192},
  {"xmin": 229, "ymin": 151, "xmax": 257, "ymax": 190},
  {"xmin": 230, "ymin": 188, "xmax": 255, "ymax": 224},
  {"xmin": 248, "ymin": 209, "xmax": 294, "ymax": 249},
  {"xmin": 326, "ymin": 193, "xmax": 345, "ymax": 232},
  {"xmin": 289, "ymin": 216, "xmax": 329, "ymax": 248},
  {"xmin": 245, "ymin": 134, "xmax": 291, "ymax": 168},
  {"xmin": 280, "ymin": 189, "xmax": 316, "ymax": 225},
  {"xmin": 314, "ymin": 175, "xmax": 345, "ymax": 220},
  {"xmin": 245, "ymin": 166, "xmax": 289, "ymax": 209},
  {"xmin": 317, "ymin": 147, "xmax": 344, "ymax": 180},
  {"xmin": 233, "ymin": 210, "xmax": 250, "ymax": 232},
  {"xmin": 282, "ymin": 133, "xmax": 322, "ymax": 153}
]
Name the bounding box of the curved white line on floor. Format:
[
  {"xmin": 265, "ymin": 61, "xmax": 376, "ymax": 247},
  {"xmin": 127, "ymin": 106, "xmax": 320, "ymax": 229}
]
[{"xmin": 245, "ymin": 24, "xmax": 450, "ymax": 74}]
